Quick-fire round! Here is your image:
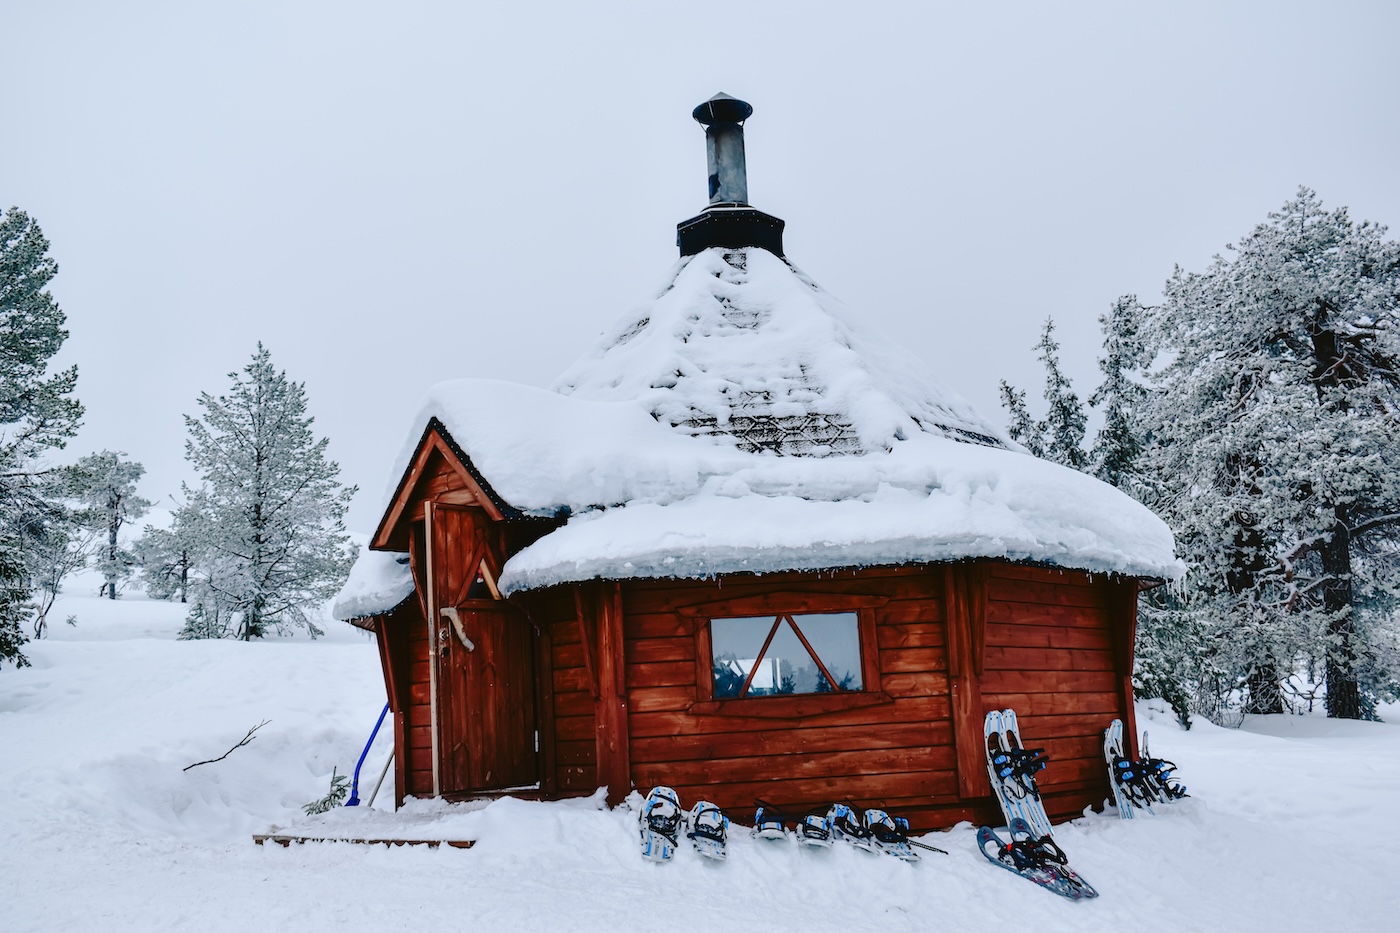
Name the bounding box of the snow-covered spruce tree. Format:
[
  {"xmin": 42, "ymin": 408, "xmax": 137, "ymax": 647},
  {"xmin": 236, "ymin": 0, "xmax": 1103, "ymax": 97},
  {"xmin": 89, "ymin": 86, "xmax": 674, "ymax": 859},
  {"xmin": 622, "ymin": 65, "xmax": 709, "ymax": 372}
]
[
  {"xmin": 0, "ymin": 208, "xmax": 83, "ymax": 667},
  {"xmin": 1147, "ymin": 188, "xmax": 1400, "ymax": 720},
  {"xmin": 64, "ymin": 451, "xmax": 150, "ymax": 599},
  {"xmin": 178, "ymin": 345, "xmax": 355, "ymax": 640},
  {"xmin": 1035, "ymin": 319, "xmax": 1088, "ymax": 470},
  {"xmin": 997, "ymin": 381, "xmax": 1044, "ymax": 457},
  {"xmin": 999, "ymin": 318, "xmax": 1088, "ymax": 469},
  {"xmin": 133, "ymin": 518, "xmax": 192, "ymax": 602},
  {"xmin": 1088, "ymin": 296, "xmax": 1151, "ymax": 491}
]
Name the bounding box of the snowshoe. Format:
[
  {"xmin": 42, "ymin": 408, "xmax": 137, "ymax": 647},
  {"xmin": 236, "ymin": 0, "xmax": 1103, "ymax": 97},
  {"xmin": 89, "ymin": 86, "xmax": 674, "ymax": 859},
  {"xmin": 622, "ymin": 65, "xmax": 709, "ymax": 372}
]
[
  {"xmin": 752, "ymin": 799, "xmax": 789, "ymax": 840},
  {"xmin": 685, "ymin": 800, "xmax": 729, "ymax": 860},
  {"xmin": 639, "ymin": 786, "xmax": 682, "ymax": 862},
  {"xmin": 1141, "ymin": 731, "xmax": 1189, "ymax": 801},
  {"xmin": 1105, "ymin": 719, "xmax": 1151, "ymax": 818},
  {"xmin": 795, "ymin": 809, "xmax": 834, "ymax": 847},
  {"xmin": 977, "ymin": 817, "xmax": 1098, "ymax": 900},
  {"xmin": 986, "ymin": 709, "xmax": 1054, "ymax": 838},
  {"xmin": 864, "ymin": 808, "xmax": 919, "ymax": 862},
  {"xmin": 827, "ymin": 803, "xmax": 875, "ymax": 852}
]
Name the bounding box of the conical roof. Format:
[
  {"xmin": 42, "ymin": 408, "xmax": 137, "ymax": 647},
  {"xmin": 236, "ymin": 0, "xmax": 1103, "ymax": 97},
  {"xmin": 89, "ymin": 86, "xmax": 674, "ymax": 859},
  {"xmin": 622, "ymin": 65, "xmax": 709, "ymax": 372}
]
[
  {"xmin": 333, "ymin": 242, "xmax": 1179, "ymax": 622},
  {"xmin": 554, "ymin": 247, "xmax": 1009, "ymax": 456}
]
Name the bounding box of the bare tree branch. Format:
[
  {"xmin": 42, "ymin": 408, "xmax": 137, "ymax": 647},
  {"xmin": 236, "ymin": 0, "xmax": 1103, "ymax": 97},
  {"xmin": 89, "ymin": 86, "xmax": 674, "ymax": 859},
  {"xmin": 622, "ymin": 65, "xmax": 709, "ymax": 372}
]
[{"xmin": 182, "ymin": 720, "xmax": 270, "ymax": 771}]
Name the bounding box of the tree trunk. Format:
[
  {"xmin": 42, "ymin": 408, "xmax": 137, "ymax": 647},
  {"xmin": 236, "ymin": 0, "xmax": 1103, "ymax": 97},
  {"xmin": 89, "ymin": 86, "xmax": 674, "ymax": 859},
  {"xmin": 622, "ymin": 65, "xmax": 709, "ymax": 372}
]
[
  {"xmin": 1320, "ymin": 512, "xmax": 1362, "ymax": 719},
  {"xmin": 106, "ymin": 513, "xmax": 119, "ymax": 600},
  {"xmin": 1245, "ymin": 661, "xmax": 1285, "ymax": 714}
]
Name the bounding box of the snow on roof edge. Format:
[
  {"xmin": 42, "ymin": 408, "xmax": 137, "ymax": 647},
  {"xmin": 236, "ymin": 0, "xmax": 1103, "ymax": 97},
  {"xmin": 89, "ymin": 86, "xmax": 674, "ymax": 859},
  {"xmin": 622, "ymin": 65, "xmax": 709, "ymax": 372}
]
[{"xmin": 333, "ymin": 545, "xmax": 415, "ymax": 622}]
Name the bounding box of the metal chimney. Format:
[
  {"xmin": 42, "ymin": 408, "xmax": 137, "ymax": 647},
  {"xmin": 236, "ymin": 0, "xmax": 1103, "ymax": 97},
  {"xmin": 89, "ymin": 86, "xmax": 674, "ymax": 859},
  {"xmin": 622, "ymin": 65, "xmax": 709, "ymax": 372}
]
[
  {"xmin": 693, "ymin": 92, "xmax": 752, "ymax": 205},
  {"xmin": 676, "ymin": 93, "xmax": 785, "ymax": 258}
]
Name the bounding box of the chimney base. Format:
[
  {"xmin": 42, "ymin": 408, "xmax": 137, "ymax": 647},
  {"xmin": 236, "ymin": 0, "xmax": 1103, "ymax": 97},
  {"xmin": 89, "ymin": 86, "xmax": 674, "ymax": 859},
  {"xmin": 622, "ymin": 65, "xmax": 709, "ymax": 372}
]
[{"xmin": 677, "ymin": 206, "xmax": 785, "ymax": 258}]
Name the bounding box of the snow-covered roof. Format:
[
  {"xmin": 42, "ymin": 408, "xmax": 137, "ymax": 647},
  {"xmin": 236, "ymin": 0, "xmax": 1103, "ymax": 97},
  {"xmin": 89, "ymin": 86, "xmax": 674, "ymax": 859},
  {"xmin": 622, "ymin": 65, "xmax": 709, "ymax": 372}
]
[
  {"xmin": 332, "ymin": 544, "xmax": 414, "ymax": 622},
  {"xmin": 334, "ymin": 246, "xmax": 1180, "ymax": 619}
]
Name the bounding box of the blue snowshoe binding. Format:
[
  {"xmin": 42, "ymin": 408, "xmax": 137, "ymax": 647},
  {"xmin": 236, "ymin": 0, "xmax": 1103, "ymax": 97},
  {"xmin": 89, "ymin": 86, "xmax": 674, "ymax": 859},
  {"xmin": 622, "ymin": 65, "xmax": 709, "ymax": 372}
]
[
  {"xmin": 864, "ymin": 808, "xmax": 919, "ymax": 862},
  {"xmin": 639, "ymin": 786, "xmax": 682, "ymax": 862},
  {"xmin": 977, "ymin": 817, "xmax": 1098, "ymax": 900},
  {"xmin": 827, "ymin": 803, "xmax": 875, "ymax": 852},
  {"xmin": 752, "ymin": 799, "xmax": 789, "ymax": 840},
  {"xmin": 795, "ymin": 808, "xmax": 834, "ymax": 847},
  {"xmin": 686, "ymin": 800, "xmax": 729, "ymax": 860}
]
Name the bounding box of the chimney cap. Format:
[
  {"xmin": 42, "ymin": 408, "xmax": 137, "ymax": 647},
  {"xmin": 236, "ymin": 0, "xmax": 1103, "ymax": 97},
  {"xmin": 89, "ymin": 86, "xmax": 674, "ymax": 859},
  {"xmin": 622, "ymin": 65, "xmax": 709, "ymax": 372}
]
[{"xmin": 693, "ymin": 92, "xmax": 753, "ymax": 126}]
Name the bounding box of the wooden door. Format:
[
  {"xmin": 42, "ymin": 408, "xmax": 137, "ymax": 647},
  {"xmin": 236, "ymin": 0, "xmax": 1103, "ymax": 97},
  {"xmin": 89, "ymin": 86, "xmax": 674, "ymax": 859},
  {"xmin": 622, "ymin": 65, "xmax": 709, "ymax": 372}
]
[{"xmin": 427, "ymin": 503, "xmax": 539, "ymax": 794}]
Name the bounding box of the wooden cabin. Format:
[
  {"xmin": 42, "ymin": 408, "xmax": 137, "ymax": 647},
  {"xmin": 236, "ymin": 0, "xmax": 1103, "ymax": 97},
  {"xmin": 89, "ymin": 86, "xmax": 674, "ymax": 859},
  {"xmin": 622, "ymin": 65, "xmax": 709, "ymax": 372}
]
[{"xmin": 334, "ymin": 94, "xmax": 1179, "ymax": 831}]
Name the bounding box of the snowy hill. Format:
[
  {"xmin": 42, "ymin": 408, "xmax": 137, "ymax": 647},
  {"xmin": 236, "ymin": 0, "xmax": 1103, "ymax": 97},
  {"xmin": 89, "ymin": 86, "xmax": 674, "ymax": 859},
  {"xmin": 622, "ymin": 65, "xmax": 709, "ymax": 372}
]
[{"xmin": 4, "ymin": 593, "xmax": 1398, "ymax": 932}]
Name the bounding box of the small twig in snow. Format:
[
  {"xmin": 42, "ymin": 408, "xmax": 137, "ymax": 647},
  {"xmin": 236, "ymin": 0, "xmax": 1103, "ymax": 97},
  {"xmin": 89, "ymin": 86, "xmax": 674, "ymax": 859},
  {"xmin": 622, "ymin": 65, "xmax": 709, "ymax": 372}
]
[{"xmin": 183, "ymin": 720, "xmax": 270, "ymax": 771}]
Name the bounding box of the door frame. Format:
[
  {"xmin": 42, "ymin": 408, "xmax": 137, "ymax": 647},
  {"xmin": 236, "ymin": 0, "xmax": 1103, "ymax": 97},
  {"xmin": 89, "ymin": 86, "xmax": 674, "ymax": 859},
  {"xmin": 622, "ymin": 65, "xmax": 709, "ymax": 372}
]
[{"xmin": 424, "ymin": 500, "xmax": 541, "ymax": 797}]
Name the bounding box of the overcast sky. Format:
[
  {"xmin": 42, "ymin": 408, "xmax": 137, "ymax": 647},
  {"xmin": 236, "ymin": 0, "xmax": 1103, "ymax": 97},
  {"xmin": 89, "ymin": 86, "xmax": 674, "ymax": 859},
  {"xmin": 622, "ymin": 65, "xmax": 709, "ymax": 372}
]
[{"xmin": 3, "ymin": 1, "xmax": 1398, "ymax": 534}]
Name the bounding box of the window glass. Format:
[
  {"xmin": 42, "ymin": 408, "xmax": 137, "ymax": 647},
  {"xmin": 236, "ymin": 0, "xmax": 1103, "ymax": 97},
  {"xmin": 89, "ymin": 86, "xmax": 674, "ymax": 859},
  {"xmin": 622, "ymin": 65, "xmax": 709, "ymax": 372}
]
[{"xmin": 709, "ymin": 611, "xmax": 862, "ymax": 699}]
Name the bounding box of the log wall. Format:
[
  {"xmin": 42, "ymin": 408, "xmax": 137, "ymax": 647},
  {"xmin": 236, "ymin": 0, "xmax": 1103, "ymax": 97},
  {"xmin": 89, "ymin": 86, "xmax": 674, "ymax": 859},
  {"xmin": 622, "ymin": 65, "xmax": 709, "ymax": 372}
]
[{"xmin": 614, "ymin": 562, "xmax": 1128, "ymax": 830}]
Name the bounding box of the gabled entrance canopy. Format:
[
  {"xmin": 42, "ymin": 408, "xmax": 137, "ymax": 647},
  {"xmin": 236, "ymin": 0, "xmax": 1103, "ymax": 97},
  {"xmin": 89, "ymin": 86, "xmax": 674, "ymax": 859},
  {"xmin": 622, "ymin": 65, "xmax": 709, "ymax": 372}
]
[{"xmin": 370, "ymin": 418, "xmax": 517, "ymax": 552}]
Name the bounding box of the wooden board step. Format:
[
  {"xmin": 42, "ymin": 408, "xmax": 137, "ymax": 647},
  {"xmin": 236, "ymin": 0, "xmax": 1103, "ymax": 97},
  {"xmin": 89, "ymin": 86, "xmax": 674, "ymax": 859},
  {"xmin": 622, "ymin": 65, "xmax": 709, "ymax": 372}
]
[{"xmin": 253, "ymin": 833, "xmax": 474, "ymax": 849}]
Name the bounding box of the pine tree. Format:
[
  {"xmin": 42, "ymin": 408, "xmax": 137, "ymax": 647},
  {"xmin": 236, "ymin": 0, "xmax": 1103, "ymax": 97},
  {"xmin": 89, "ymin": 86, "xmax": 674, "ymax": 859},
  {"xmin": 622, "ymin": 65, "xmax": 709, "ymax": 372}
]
[
  {"xmin": 64, "ymin": 451, "xmax": 151, "ymax": 599},
  {"xmin": 1036, "ymin": 319, "xmax": 1088, "ymax": 470},
  {"xmin": 0, "ymin": 208, "xmax": 83, "ymax": 667},
  {"xmin": 1146, "ymin": 188, "xmax": 1400, "ymax": 720},
  {"xmin": 134, "ymin": 520, "xmax": 192, "ymax": 602},
  {"xmin": 998, "ymin": 318, "xmax": 1088, "ymax": 469},
  {"xmin": 1088, "ymin": 295, "xmax": 1151, "ymax": 491},
  {"xmin": 179, "ymin": 345, "xmax": 355, "ymax": 640},
  {"xmin": 997, "ymin": 381, "xmax": 1044, "ymax": 457}
]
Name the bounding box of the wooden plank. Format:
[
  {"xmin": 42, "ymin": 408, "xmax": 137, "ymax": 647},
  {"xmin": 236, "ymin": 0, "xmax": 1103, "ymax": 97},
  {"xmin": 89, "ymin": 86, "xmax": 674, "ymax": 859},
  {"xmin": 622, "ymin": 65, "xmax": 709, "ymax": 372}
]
[
  {"xmin": 595, "ymin": 582, "xmax": 631, "ymax": 805},
  {"xmin": 663, "ymin": 769, "xmax": 960, "ymax": 810},
  {"xmin": 555, "ymin": 740, "xmax": 595, "ymax": 765},
  {"xmin": 553, "ymin": 691, "xmax": 594, "ymax": 718},
  {"xmin": 689, "ymin": 690, "xmax": 895, "ymax": 720},
  {"xmin": 982, "ymin": 691, "xmax": 1123, "ymax": 716},
  {"xmin": 535, "ymin": 618, "xmax": 557, "ymax": 798},
  {"xmin": 983, "ymin": 646, "xmax": 1116, "ymax": 672},
  {"xmin": 631, "ymin": 721, "xmax": 952, "ymax": 764},
  {"xmin": 254, "ymin": 834, "xmax": 474, "ymax": 849},
  {"xmin": 555, "ymin": 715, "xmax": 595, "ymax": 742},
  {"xmin": 572, "ymin": 586, "xmax": 599, "ymax": 700},
  {"xmin": 558, "ymin": 765, "xmax": 598, "ymax": 792},
  {"xmin": 673, "ymin": 590, "xmax": 890, "ymax": 618},
  {"xmin": 628, "ymin": 695, "xmax": 953, "ymax": 737},
  {"xmin": 624, "ymin": 660, "xmax": 696, "ymax": 689},
  {"xmin": 944, "ymin": 563, "xmax": 990, "ymax": 800},
  {"xmin": 393, "ymin": 710, "xmax": 407, "ymax": 810},
  {"xmin": 879, "ymin": 647, "xmax": 948, "ymax": 674},
  {"xmin": 408, "ymin": 724, "xmax": 431, "ymax": 748},
  {"xmin": 985, "ymin": 600, "xmax": 1108, "ymax": 628},
  {"xmin": 624, "ymin": 612, "xmax": 693, "ymax": 640},
  {"xmin": 633, "ymin": 746, "xmax": 956, "ymax": 786},
  {"xmin": 626, "ymin": 685, "xmax": 696, "ymax": 713},
  {"xmin": 986, "ymin": 578, "xmax": 1109, "ymax": 609},
  {"xmin": 989, "ymin": 564, "xmax": 1099, "ymax": 587},
  {"xmin": 553, "ymin": 641, "xmax": 586, "ymax": 670},
  {"xmin": 1109, "ymin": 578, "xmax": 1141, "ymax": 759},
  {"xmin": 631, "ymin": 637, "xmax": 694, "ymax": 664},
  {"xmin": 876, "ymin": 622, "xmax": 945, "ymax": 649},
  {"xmin": 980, "ymin": 670, "xmax": 1119, "ymax": 694},
  {"xmin": 554, "ymin": 667, "xmax": 593, "ymax": 694},
  {"xmin": 879, "ymin": 671, "xmax": 950, "ymax": 697},
  {"xmin": 877, "ymin": 601, "xmax": 945, "ymax": 624},
  {"xmin": 985, "ymin": 622, "xmax": 1111, "ymax": 650}
]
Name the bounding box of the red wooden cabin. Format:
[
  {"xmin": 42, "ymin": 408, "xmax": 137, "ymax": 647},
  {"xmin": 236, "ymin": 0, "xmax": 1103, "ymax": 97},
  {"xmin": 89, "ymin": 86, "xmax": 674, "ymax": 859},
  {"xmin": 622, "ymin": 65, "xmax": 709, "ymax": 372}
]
[{"xmin": 333, "ymin": 95, "xmax": 1179, "ymax": 830}]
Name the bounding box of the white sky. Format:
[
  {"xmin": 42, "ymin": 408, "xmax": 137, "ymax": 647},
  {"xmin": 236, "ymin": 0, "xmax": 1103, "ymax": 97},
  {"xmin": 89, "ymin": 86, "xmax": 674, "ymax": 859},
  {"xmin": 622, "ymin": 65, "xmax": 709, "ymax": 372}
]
[{"xmin": 3, "ymin": 1, "xmax": 1398, "ymax": 534}]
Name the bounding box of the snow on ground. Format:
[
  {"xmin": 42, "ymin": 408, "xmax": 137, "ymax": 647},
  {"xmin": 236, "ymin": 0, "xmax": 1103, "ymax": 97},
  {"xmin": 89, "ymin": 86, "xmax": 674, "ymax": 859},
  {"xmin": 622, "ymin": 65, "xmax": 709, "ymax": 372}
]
[{"xmin": 5, "ymin": 591, "xmax": 1399, "ymax": 932}]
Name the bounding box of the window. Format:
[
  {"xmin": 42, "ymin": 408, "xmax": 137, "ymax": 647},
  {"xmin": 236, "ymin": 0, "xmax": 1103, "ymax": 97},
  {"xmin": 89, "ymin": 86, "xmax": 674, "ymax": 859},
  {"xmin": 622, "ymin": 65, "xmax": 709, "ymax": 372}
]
[
  {"xmin": 682, "ymin": 592, "xmax": 888, "ymax": 715},
  {"xmin": 710, "ymin": 612, "xmax": 864, "ymax": 698}
]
